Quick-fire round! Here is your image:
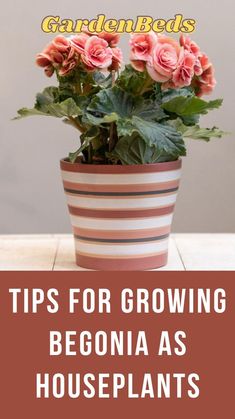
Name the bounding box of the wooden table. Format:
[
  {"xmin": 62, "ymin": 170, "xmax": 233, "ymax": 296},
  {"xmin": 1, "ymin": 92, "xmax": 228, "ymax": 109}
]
[{"xmin": 0, "ymin": 234, "xmax": 234, "ymax": 271}]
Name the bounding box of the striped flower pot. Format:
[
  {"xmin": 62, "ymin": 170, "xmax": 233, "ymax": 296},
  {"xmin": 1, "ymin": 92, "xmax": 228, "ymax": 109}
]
[{"xmin": 60, "ymin": 159, "xmax": 182, "ymax": 271}]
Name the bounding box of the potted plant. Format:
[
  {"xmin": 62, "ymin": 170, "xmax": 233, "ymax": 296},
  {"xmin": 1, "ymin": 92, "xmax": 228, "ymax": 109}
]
[{"xmin": 15, "ymin": 31, "xmax": 225, "ymax": 270}]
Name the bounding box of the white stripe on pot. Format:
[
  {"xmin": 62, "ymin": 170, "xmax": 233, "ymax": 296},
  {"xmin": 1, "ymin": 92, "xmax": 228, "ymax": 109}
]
[
  {"xmin": 70, "ymin": 214, "xmax": 173, "ymax": 230},
  {"xmin": 75, "ymin": 239, "xmax": 169, "ymax": 256},
  {"xmin": 61, "ymin": 169, "xmax": 182, "ymax": 185},
  {"xmin": 66, "ymin": 194, "xmax": 177, "ymax": 209}
]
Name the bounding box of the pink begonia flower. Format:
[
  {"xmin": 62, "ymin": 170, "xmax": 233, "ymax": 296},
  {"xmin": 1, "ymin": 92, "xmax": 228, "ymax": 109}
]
[
  {"xmin": 172, "ymin": 50, "xmax": 196, "ymax": 88},
  {"xmin": 36, "ymin": 47, "xmax": 56, "ymax": 77},
  {"xmin": 146, "ymin": 36, "xmax": 181, "ymax": 82},
  {"xmin": 199, "ymin": 53, "xmax": 211, "ymax": 72},
  {"xmin": 180, "ymin": 34, "xmax": 203, "ymax": 76},
  {"xmin": 180, "ymin": 34, "xmax": 200, "ymax": 57},
  {"xmin": 36, "ymin": 36, "xmax": 79, "ymax": 77},
  {"xmin": 44, "ymin": 65, "xmax": 54, "ymax": 77},
  {"xmin": 58, "ymin": 47, "xmax": 78, "ymax": 76},
  {"xmin": 130, "ymin": 33, "xmax": 157, "ymax": 74},
  {"xmin": 47, "ymin": 48, "xmax": 64, "ymax": 65},
  {"xmin": 198, "ymin": 78, "xmax": 216, "ymax": 96},
  {"xmin": 70, "ymin": 34, "xmax": 89, "ymax": 54},
  {"xmin": 97, "ymin": 32, "xmax": 120, "ymax": 47},
  {"xmin": 196, "ymin": 64, "xmax": 216, "ymax": 96},
  {"xmin": 109, "ymin": 47, "xmax": 123, "ymax": 71},
  {"xmin": 130, "ymin": 56, "xmax": 146, "ymax": 72},
  {"xmin": 198, "ymin": 79, "xmax": 216, "ymax": 96},
  {"xmin": 82, "ymin": 36, "xmax": 113, "ymax": 69},
  {"xmin": 130, "ymin": 59, "xmax": 146, "ymax": 72},
  {"xmin": 200, "ymin": 63, "xmax": 214, "ymax": 83},
  {"xmin": 194, "ymin": 58, "xmax": 203, "ymax": 76},
  {"xmin": 81, "ymin": 53, "xmax": 96, "ymax": 71},
  {"xmin": 36, "ymin": 52, "xmax": 52, "ymax": 68},
  {"xmin": 52, "ymin": 35, "xmax": 70, "ymax": 52},
  {"xmin": 82, "ymin": 27, "xmax": 120, "ymax": 47},
  {"xmin": 58, "ymin": 60, "xmax": 77, "ymax": 76},
  {"xmin": 130, "ymin": 32, "xmax": 157, "ymax": 61},
  {"xmin": 191, "ymin": 53, "xmax": 216, "ymax": 96}
]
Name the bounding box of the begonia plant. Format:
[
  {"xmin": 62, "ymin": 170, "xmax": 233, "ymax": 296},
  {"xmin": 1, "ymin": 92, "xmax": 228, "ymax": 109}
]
[{"xmin": 15, "ymin": 31, "xmax": 224, "ymax": 164}]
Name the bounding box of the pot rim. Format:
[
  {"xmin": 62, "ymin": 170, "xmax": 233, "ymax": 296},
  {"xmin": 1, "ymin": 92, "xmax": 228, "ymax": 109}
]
[{"xmin": 60, "ymin": 157, "xmax": 182, "ymax": 174}]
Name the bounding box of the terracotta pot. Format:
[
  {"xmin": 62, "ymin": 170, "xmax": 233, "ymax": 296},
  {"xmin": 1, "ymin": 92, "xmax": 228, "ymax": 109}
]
[{"xmin": 60, "ymin": 158, "xmax": 182, "ymax": 270}]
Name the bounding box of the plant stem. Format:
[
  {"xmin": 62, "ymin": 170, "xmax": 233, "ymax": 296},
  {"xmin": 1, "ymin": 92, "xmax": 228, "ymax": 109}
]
[
  {"xmin": 68, "ymin": 116, "xmax": 85, "ymax": 133},
  {"xmin": 111, "ymin": 69, "xmax": 116, "ymax": 86},
  {"xmin": 88, "ymin": 142, "xmax": 92, "ymax": 164},
  {"xmin": 109, "ymin": 71, "xmax": 116, "ymax": 153},
  {"xmin": 139, "ymin": 77, "xmax": 154, "ymax": 95}
]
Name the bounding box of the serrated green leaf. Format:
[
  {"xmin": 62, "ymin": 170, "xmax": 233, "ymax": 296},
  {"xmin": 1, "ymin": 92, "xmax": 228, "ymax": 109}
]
[
  {"xmin": 45, "ymin": 98, "xmax": 83, "ymax": 117},
  {"xmin": 75, "ymin": 95, "xmax": 90, "ymax": 110},
  {"xmin": 86, "ymin": 112, "xmax": 117, "ymax": 125},
  {"xmin": 132, "ymin": 117, "xmax": 186, "ymax": 158},
  {"xmin": 181, "ymin": 114, "xmax": 200, "ymax": 126},
  {"xmin": 108, "ymin": 133, "xmax": 155, "ymax": 165},
  {"xmin": 116, "ymin": 119, "xmax": 136, "ymax": 137},
  {"xmin": 169, "ymin": 119, "xmax": 226, "ymax": 141},
  {"xmin": 87, "ymin": 86, "xmax": 166, "ymax": 123},
  {"xmin": 161, "ymin": 87, "xmax": 194, "ymax": 103},
  {"xmin": 162, "ymin": 96, "xmax": 223, "ymax": 116},
  {"xmin": 14, "ymin": 98, "xmax": 83, "ymax": 120},
  {"xmin": 93, "ymin": 71, "xmax": 112, "ymax": 88},
  {"xmin": 134, "ymin": 100, "xmax": 168, "ymax": 121},
  {"xmin": 183, "ymin": 125, "xmax": 225, "ymax": 141},
  {"xmin": 88, "ymin": 87, "xmax": 139, "ymax": 118},
  {"xmin": 36, "ymin": 86, "xmax": 59, "ymax": 108},
  {"xmin": 117, "ymin": 65, "xmax": 151, "ymax": 95},
  {"xmin": 13, "ymin": 107, "xmax": 53, "ymax": 119},
  {"xmin": 108, "ymin": 132, "xmax": 180, "ymax": 165},
  {"xmin": 68, "ymin": 126, "xmax": 100, "ymax": 163},
  {"xmin": 159, "ymin": 88, "xmax": 199, "ymax": 126},
  {"xmin": 115, "ymin": 118, "xmax": 185, "ymax": 159},
  {"xmin": 87, "ymin": 86, "xmax": 184, "ymax": 159}
]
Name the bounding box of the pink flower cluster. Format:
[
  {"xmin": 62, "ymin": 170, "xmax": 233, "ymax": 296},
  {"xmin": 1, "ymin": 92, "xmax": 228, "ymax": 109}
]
[
  {"xmin": 130, "ymin": 33, "xmax": 216, "ymax": 96},
  {"xmin": 36, "ymin": 32, "xmax": 122, "ymax": 77}
]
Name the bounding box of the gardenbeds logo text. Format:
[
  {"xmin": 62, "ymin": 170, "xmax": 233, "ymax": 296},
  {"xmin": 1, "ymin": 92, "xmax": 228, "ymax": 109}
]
[{"xmin": 41, "ymin": 14, "xmax": 196, "ymax": 34}]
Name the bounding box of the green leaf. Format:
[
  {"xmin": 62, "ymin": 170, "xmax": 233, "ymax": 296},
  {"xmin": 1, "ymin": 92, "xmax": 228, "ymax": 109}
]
[
  {"xmin": 13, "ymin": 108, "xmax": 53, "ymax": 119},
  {"xmin": 161, "ymin": 87, "xmax": 193, "ymax": 103},
  {"xmin": 87, "ymin": 86, "xmax": 184, "ymax": 159},
  {"xmin": 14, "ymin": 84, "xmax": 85, "ymax": 121},
  {"xmin": 108, "ymin": 133, "xmax": 156, "ymax": 165},
  {"xmin": 134, "ymin": 100, "xmax": 168, "ymax": 121},
  {"xmin": 169, "ymin": 119, "xmax": 226, "ymax": 141},
  {"xmin": 44, "ymin": 98, "xmax": 83, "ymax": 117},
  {"xmin": 68, "ymin": 126, "xmax": 100, "ymax": 163},
  {"xmin": 69, "ymin": 148, "xmax": 83, "ymax": 164},
  {"xmin": 183, "ymin": 126, "xmax": 225, "ymax": 141},
  {"xmin": 116, "ymin": 119, "xmax": 136, "ymax": 137},
  {"xmin": 132, "ymin": 117, "xmax": 186, "ymax": 158},
  {"xmin": 115, "ymin": 118, "xmax": 185, "ymax": 160},
  {"xmin": 117, "ymin": 65, "xmax": 151, "ymax": 95},
  {"xmin": 108, "ymin": 132, "xmax": 181, "ymax": 165},
  {"xmin": 36, "ymin": 86, "xmax": 59, "ymax": 107},
  {"xmin": 75, "ymin": 95, "xmax": 91, "ymax": 111},
  {"xmin": 181, "ymin": 114, "xmax": 200, "ymax": 126},
  {"xmin": 88, "ymin": 86, "xmax": 137, "ymax": 118},
  {"xmin": 158, "ymin": 87, "xmax": 199, "ymax": 126},
  {"xmin": 93, "ymin": 71, "xmax": 112, "ymax": 88},
  {"xmin": 162, "ymin": 96, "xmax": 223, "ymax": 116},
  {"xmin": 87, "ymin": 86, "xmax": 166, "ymax": 122},
  {"xmin": 14, "ymin": 98, "xmax": 83, "ymax": 120},
  {"xmin": 85, "ymin": 112, "xmax": 117, "ymax": 125}
]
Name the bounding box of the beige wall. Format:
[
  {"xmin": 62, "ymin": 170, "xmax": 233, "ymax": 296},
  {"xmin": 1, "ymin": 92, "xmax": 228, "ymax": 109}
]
[{"xmin": 1, "ymin": 0, "xmax": 234, "ymax": 233}]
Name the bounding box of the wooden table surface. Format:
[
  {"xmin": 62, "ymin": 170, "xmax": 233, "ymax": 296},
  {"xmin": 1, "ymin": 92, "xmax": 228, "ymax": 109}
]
[{"xmin": 0, "ymin": 234, "xmax": 234, "ymax": 271}]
